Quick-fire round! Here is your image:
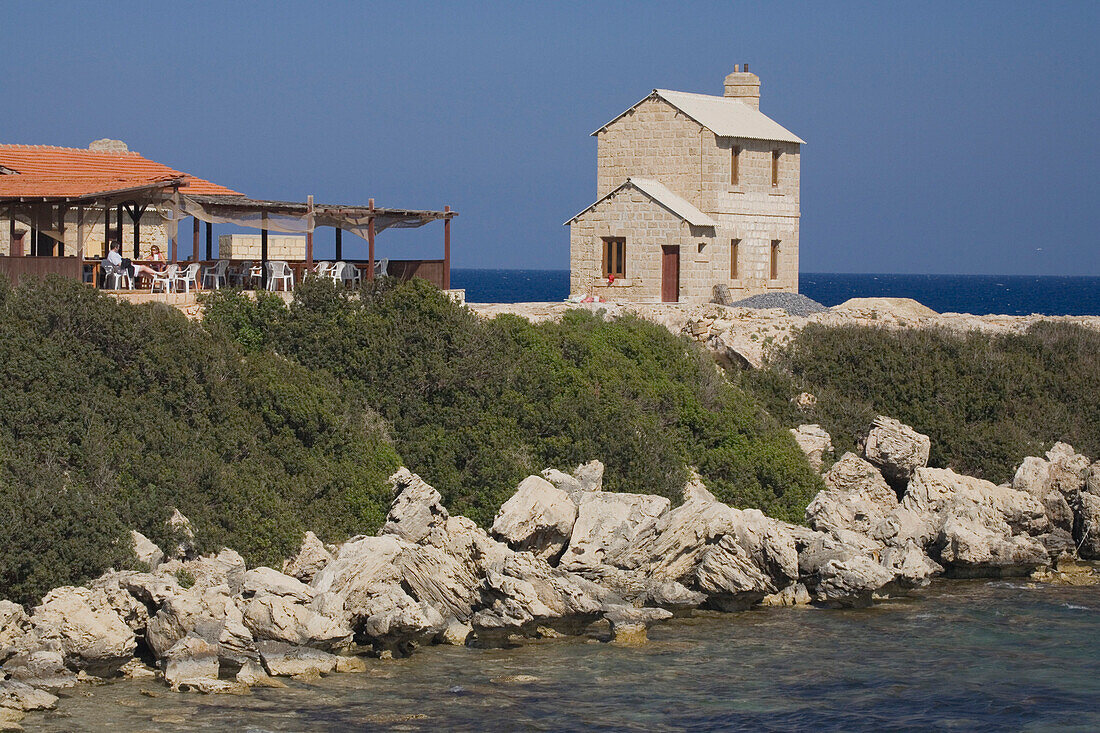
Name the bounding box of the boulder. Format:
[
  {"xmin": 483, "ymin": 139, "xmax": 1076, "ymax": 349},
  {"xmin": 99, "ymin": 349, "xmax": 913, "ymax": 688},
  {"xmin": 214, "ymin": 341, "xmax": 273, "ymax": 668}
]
[
  {"xmin": 903, "ymin": 467, "xmax": 1052, "ymax": 549},
  {"xmin": 620, "ymin": 486, "xmax": 736, "ymax": 583},
  {"xmin": 131, "ymin": 530, "xmax": 164, "ymax": 570},
  {"xmin": 242, "ymin": 594, "xmax": 352, "ymax": 648},
  {"xmin": 0, "ymin": 680, "xmax": 57, "ymax": 712},
  {"xmin": 472, "ymin": 553, "xmax": 616, "ymax": 633},
  {"xmin": 167, "ymin": 509, "xmax": 197, "ymax": 560},
  {"xmin": 118, "ymin": 658, "xmax": 157, "ymax": 679},
  {"xmin": 236, "ymin": 658, "xmax": 284, "ymax": 687},
  {"xmin": 541, "ymin": 460, "xmax": 604, "ymax": 501},
  {"xmin": 382, "ymin": 468, "xmax": 448, "ymax": 543},
  {"xmin": 87, "ymin": 572, "xmax": 151, "ymax": 634},
  {"xmin": 558, "ymin": 492, "xmax": 670, "ymax": 572},
  {"xmin": 1087, "ymin": 461, "xmax": 1100, "ymax": 496},
  {"xmin": 30, "ymin": 586, "xmax": 136, "ymax": 674},
  {"xmin": 256, "ymin": 641, "xmax": 339, "ymax": 677},
  {"xmin": 572, "ymin": 460, "xmax": 605, "ymax": 493},
  {"xmin": 1046, "ymin": 443, "xmax": 1090, "ymax": 498},
  {"xmin": 438, "ymin": 619, "xmax": 472, "ymax": 646},
  {"xmin": 862, "ymin": 416, "xmax": 930, "ymax": 488},
  {"xmin": 880, "ymin": 541, "xmax": 942, "ymax": 588},
  {"xmin": 2, "ymin": 650, "xmax": 76, "ymax": 689},
  {"xmin": 797, "ymin": 534, "xmax": 897, "ymax": 607},
  {"xmin": 603, "ymin": 606, "xmax": 672, "ymax": 645},
  {"xmin": 729, "ymin": 509, "xmax": 800, "ymax": 589},
  {"xmin": 761, "ymin": 583, "xmax": 812, "ymax": 607},
  {"xmin": 282, "ymin": 532, "xmax": 333, "ymax": 584},
  {"xmin": 422, "ymin": 516, "xmax": 510, "ymax": 581},
  {"xmin": 1077, "ymin": 492, "xmax": 1100, "ymax": 560},
  {"xmin": 0, "ymin": 602, "xmax": 31, "ymax": 649},
  {"xmin": 162, "ymin": 635, "xmax": 220, "ymax": 692},
  {"xmin": 642, "ymin": 580, "xmax": 706, "ymax": 612},
  {"xmin": 145, "ymin": 584, "xmax": 254, "ymax": 664},
  {"xmin": 808, "ymin": 453, "xmax": 898, "ymax": 538},
  {"xmin": 934, "ymin": 500, "xmax": 1048, "ymax": 577},
  {"xmin": 312, "ymin": 535, "xmax": 450, "ymax": 646},
  {"xmin": 491, "ymin": 475, "xmax": 577, "ymax": 561},
  {"xmin": 157, "ymin": 549, "xmax": 247, "ymax": 593},
  {"xmin": 694, "ymin": 535, "xmax": 774, "ymax": 610},
  {"xmin": 790, "ymin": 424, "xmax": 833, "ymax": 471},
  {"xmin": 120, "ymin": 572, "xmax": 182, "ymax": 608},
  {"xmin": 1013, "ymin": 456, "xmax": 1073, "ymax": 532},
  {"xmin": 355, "ymin": 587, "xmax": 446, "ymax": 646},
  {"xmin": 393, "ymin": 542, "xmax": 481, "ymax": 622},
  {"xmin": 242, "ymin": 567, "xmax": 313, "ymax": 602},
  {"xmin": 1012, "ymin": 456, "xmax": 1051, "ymax": 496}
]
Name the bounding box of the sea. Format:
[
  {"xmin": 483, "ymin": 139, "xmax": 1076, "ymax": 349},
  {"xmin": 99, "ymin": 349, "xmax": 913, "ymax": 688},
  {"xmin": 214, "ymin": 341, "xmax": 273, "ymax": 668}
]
[
  {"xmin": 453, "ymin": 269, "xmax": 1100, "ymax": 316},
  {"xmin": 30, "ymin": 580, "xmax": 1100, "ymax": 731}
]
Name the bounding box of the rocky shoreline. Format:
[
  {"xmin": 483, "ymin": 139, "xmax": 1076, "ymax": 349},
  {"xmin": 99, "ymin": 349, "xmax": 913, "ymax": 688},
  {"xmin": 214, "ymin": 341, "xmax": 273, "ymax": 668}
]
[
  {"xmin": 2, "ymin": 417, "xmax": 1099, "ymax": 729},
  {"xmin": 469, "ymin": 297, "xmax": 1100, "ymax": 369}
]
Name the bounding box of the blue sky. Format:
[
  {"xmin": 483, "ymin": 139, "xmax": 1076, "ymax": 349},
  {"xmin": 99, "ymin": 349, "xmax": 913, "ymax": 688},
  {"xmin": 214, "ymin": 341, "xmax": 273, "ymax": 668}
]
[{"xmin": 4, "ymin": 1, "xmax": 1098, "ymax": 274}]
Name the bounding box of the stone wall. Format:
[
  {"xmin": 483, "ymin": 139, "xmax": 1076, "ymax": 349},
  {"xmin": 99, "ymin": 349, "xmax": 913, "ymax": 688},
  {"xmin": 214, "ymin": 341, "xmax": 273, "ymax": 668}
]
[
  {"xmin": 596, "ymin": 97, "xmax": 705, "ymax": 202},
  {"xmin": 218, "ymin": 234, "xmax": 307, "ymax": 261},
  {"xmin": 0, "ymin": 210, "xmax": 168, "ymax": 259},
  {"xmin": 569, "ymin": 187, "xmax": 692, "ymax": 303},
  {"xmin": 570, "ymin": 189, "xmax": 798, "ymax": 303}
]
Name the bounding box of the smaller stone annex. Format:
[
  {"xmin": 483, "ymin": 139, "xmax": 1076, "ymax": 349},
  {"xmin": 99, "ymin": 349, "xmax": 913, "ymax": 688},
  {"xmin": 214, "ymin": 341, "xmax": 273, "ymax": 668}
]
[{"xmin": 567, "ymin": 67, "xmax": 804, "ymax": 303}]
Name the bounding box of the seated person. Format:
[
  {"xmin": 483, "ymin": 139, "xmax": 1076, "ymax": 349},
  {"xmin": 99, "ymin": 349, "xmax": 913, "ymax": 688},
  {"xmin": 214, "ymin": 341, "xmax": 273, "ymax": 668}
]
[
  {"xmin": 104, "ymin": 240, "xmax": 132, "ymax": 281},
  {"xmin": 132, "ymin": 244, "xmax": 166, "ymax": 279}
]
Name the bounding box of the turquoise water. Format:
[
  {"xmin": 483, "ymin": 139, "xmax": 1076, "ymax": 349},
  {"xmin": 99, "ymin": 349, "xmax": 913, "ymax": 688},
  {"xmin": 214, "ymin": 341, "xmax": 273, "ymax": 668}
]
[{"xmin": 31, "ymin": 578, "xmax": 1100, "ymax": 731}]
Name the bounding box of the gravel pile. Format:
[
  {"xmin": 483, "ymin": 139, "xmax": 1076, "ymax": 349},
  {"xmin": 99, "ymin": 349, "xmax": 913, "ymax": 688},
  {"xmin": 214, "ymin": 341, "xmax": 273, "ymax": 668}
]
[{"xmin": 728, "ymin": 291, "xmax": 829, "ymax": 317}]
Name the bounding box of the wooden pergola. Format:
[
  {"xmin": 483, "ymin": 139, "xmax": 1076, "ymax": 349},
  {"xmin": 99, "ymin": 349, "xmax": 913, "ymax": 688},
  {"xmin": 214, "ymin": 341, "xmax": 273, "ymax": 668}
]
[
  {"xmin": 1, "ymin": 178, "xmax": 456, "ymax": 289},
  {"xmin": 177, "ymin": 194, "xmax": 456, "ymax": 289}
]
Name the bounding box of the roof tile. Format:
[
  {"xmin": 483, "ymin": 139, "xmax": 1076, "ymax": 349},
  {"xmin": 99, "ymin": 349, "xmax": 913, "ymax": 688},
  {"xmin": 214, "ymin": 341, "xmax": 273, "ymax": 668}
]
[{"xmin": 0, "ymin": 144, "xmax": 243, "ymax": 196}]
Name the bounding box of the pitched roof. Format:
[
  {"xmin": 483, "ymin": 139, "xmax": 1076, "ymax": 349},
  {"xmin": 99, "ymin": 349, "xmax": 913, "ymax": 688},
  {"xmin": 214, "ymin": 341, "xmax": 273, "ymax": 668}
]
[
  {"xmin": 0, "ymin": 173, "xmax": 183, "ymax": 201},
  {"xmin": 593, "ymin": 89, "xmax": 805, "ymax": 145},
  {"xmin": 565, "ymin": 177, "xmax": 717, "ymax": 227},
  {"xmin": 0, "ymin": 144, "xmax": 243, "ymax": 196}
]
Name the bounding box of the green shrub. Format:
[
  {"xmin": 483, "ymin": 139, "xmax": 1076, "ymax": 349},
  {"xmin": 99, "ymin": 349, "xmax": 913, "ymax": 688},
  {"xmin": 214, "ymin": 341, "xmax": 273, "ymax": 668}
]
[
  {"xmin": 207, "ymin": 277, "xmax": 823, "ymax": 526},
  {"xmin": 740, "ymin": 322, "xmax": 1100, "ymax": 483},
  {"xmin": 0, "ymin": 277, "xmax": 398, "ymax": 605}
]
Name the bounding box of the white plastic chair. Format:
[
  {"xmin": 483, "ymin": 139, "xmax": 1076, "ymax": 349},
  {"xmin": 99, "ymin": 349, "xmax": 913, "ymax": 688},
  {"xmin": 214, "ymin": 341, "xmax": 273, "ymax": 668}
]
[
  {"xmin": 150, "ymin": 264, "xmax": 178, "ymax": 294},
  {"xmin": 102, "ymin": 262, "xmax": 132, "ymax": 290},
  {"xmin": 373, "ymin": 258, "xmax": 389, "ymax": 278},
  {"xmin": 311, "ymin": 261, "xmax": 333, "ymax": 279},
  {"xmin": 266, "ymin": 260, "xmax": 294, "ymax": 291},
  {"xmin": 230, "ymin": 261, "xmax": 252, "ymax": 288},
  {"xmin": 173, "ymin": 263, "xmax": 201, "ymax": 294},
  {"xmin": 201, "ymin": 260, "xmax": 229, "ymax": 290},
  {"xmin": 328, "ymin": 261, "xmax": 346, "ymax": 285},
  {"xmin": 334, "ymin": 261, "xmax": 361, "ymax": 287}
]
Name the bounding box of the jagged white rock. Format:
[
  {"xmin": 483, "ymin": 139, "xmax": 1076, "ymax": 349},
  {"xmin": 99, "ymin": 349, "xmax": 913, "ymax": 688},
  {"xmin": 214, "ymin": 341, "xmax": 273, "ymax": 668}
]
[{"xmin": 492, "ymin": 475, "xmax": 577, "ymax": 561}]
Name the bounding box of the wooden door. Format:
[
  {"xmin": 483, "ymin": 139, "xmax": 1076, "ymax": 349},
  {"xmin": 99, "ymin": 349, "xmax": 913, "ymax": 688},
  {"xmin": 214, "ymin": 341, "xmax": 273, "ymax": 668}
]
[{"xmin": 661, "ymin": 245, "xmax": 679, "ymax": 302}]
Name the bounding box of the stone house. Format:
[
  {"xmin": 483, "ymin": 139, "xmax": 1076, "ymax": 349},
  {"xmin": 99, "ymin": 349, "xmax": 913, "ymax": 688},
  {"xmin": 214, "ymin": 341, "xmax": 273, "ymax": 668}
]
[{"xmin": 567, "ymin": 67, "xmax": 804, "ymax": 303}]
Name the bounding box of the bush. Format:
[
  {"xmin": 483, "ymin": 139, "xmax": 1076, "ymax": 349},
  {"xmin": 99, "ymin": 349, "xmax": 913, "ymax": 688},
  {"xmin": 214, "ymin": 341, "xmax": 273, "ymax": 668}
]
[
  {"xmin": 0, "ymin": 277, "xmax": 398, "ymax": 605},
  {"xmin": 740, "ymin": 322, "xmax": 1100, "ymax": 483},
  {"xmin": 207, "ymin": 278, "xmax": 823, "ymax": 525}
]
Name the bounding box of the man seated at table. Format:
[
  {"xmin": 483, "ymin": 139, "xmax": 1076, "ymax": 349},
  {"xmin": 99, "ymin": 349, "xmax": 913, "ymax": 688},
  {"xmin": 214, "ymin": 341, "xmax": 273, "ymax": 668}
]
[{"xmin": 105, "ymin": 240, "xmax": 133, "ymax": 280}]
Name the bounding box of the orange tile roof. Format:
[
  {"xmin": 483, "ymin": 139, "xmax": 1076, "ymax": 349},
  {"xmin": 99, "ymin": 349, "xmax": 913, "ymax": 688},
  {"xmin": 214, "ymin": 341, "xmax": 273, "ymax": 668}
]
[
  {"xmin": 0, "ymin": 173, "xmax": 182, "ymax": 199},
  {"xmin": 0, "ymin": 144, "xmax": 243, "ymax": 196}
]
